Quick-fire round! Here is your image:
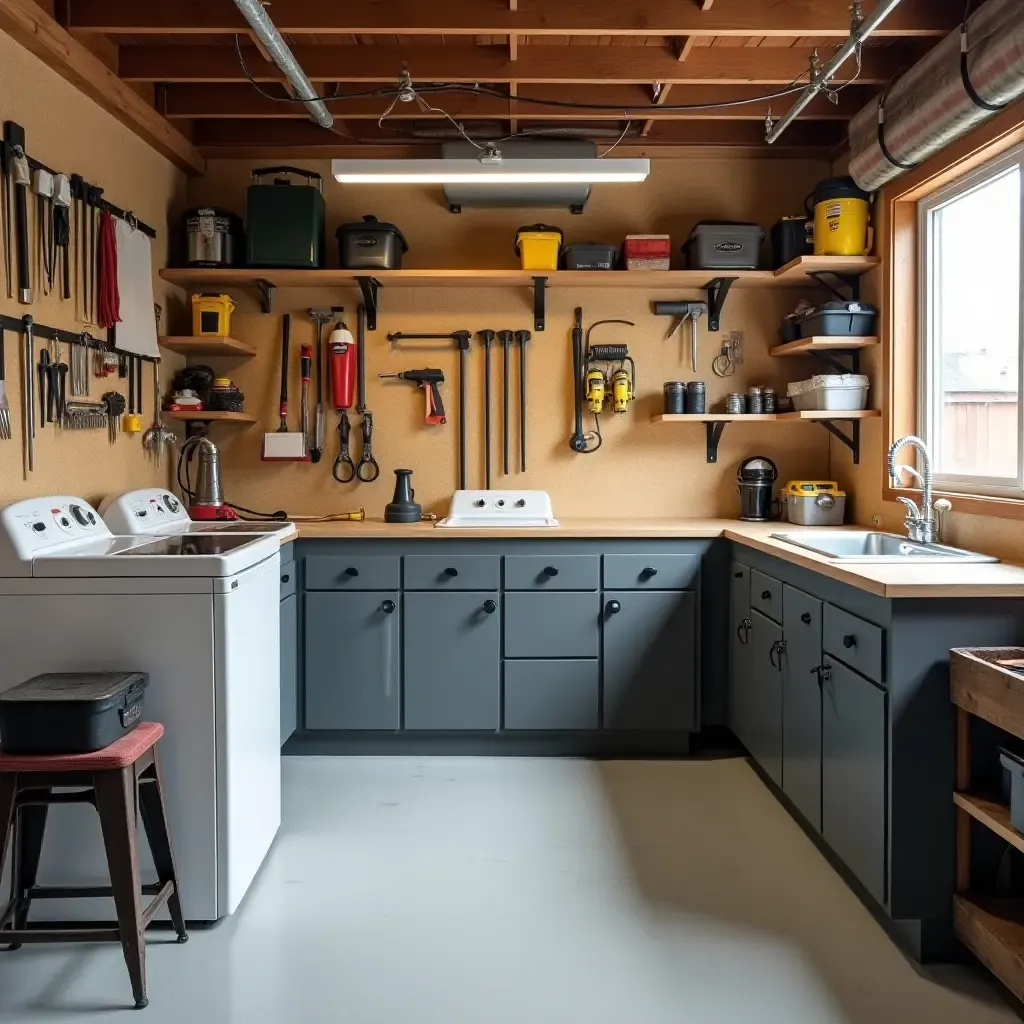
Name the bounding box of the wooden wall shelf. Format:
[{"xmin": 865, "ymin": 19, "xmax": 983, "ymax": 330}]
[
  {"xmin": 771, "ymin": 337, "xmax": 879, "ymax": 358},
  {"xmin": 159, "ymin": 336, "xmax": 257, "ymax": 358},
  {"xmin": 163, "ymin": 410, "xmax": 256, "ymax": 424}
]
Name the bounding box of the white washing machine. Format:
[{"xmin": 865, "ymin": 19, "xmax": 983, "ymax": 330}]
[
  {"xmin": 0, "ymin": 495, "xmax": 281, "ymax": 922},
  {"xmin": 99, "ymin": 487, "xmax": 297, "ymax": 542}
]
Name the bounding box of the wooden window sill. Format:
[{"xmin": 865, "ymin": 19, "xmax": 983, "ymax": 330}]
[{"xmin": 887, "ymin": 487, "xmax": 1024, "ymax": 523}]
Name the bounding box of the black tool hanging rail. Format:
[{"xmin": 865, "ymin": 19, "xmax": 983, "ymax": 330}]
[{"xmin": 0, "ymin": 314, "xmax": 160, "ymax": 364}]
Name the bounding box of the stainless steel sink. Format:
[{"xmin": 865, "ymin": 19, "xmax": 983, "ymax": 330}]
[{"xmin": 770, "ymin": 531, "xmax": 998, "ymax": 564}]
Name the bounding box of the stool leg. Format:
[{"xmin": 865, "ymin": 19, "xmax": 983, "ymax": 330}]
[
  {"xmin": 12, "ymin": 791, "xmax": 50, "ymax": 934},
  {"xmin": 94, "ymin": 767, "xmax": 147, "ymax": 1010},
  {"xmin": 138, "ymin": 753, "xmax": 187, "ymax": 943},
  {"xmin": 0, "ymin": 772, "xmax": 17, "ymax": 947}
]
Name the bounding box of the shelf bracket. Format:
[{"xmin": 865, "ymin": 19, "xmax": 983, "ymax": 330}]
[
  {"xmin": 807, "ymin": 270, "xmax": 862, "ymax": 302},
  {"xmin": 355, "ymin": 277, "xmax": 380, "ymax": 331},
  {"xmin": 817, "ymin": 418, "xmax": 861, "ymax": 464},
  {"xmin": 813, "ymin": 349, "xmax": 861, "ymax": 375},
  {"xmin": 532, "ymin": 276, "xmax": 547, "ymax": 332},
  {"xmin": 255, "ymin": 279, "xmax": 275, "ymax": 314},
  {"xmin": 704, "ymin": 277, "xmax": 738, "ymax": 332},
  {"xmin": 706, "ymin": 421, "xmax": 727, "ymax": 464}
]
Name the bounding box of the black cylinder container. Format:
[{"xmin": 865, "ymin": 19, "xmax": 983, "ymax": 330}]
[{"xmin": 737, "ymin": 456, "xmax": 778, "ymax": 522}]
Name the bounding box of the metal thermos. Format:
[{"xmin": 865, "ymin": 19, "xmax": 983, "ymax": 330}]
[
  {"xmin": 737, "ymin": 455, "xmax": 778, "ymax": 522},
  {"xmin": 192, "ymin": 438, "xmax": 226, "ymax": 508}
]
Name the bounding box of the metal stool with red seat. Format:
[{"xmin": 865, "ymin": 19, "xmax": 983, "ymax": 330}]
[{"xmin": 0, "ymin": 721, "xmax": 187, "ymax": 1009}]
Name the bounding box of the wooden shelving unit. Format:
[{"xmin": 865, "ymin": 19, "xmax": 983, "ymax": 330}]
[
  {"xmin": 951, "ymin": 646, "xmax": 1024, "ymax": 1004},
  {"xmin": 774, "ymin": 255, "xmax": 880, "ymax": 280},
  {"xmin": 163, "ymin": 410, "xmax": 256, "ymax": 425},
  {"xmin": 651, "ymin": 409, "xmax": 879, "ymax": 463},
  {"xmin": 771, "ymin": 336, "xmax": 879, "ymax": 358},
  {"xmin": 159, "ymin": 335, "xmax": 257, "ymax": 358}
]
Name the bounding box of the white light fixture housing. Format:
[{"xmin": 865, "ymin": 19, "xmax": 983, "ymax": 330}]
[{"xmin": 332, "ymin": 152, "xmax": 650, "ymax": 185}]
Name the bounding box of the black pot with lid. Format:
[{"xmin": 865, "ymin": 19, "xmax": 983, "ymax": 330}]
[
  {"xmin": 336, "ymin": 215, "xmax": 409, "ymax": 270},
  {"xmin": 737, "ymin": 456, "xmax": 778, "ymax": 522}
]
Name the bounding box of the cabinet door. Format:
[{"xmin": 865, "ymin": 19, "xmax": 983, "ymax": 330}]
[
  {"xmin": 822, "ymin": 656, "xmax": 887, "ymax": 905},
  {"xmin": 729, "ymin": 562, "xmax": 754, "ymax": 746},
  {"xmin": 782, "ymin": 586, "xmax": 823, "ymax": 831},
  {"xmin": 304, "ymin": 591, "xmax": 400, "ymax": 730},
  {"xmin": 404, "ymin": 592, "xmax": 500, "ymax": 731},
  {"xmin": 602, "ymin": 590, "xmax": 696, "ymax": 732},
  {"xmin": 280, "ymin": 593, "xmax": 298, "ymax": 744},
  {"xmin": 745, "ymin": 609, "xmax": 784, "ymax": 787}
]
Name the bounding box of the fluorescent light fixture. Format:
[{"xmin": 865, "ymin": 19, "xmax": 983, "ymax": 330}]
[{"xmin": 331, "ymin": 158, "xmax": 650, "ymax": 185}]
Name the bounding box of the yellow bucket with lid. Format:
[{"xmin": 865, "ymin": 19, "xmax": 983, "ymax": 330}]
[
  {"xmin": 515, "ymin": 224, "xmax": 563, "ymax": 271},
  {"xmin": 807, "ymin": 177, "xmax": 872, "ymax": 257},
  {"xmin": 191, "ymin": 293, "xmax": 236, "ymax": 337}
]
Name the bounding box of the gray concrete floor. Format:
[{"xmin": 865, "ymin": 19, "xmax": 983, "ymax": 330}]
[{"xmin": 0, "ymin": 755, "xmax": 1017, "ymax": 1022}]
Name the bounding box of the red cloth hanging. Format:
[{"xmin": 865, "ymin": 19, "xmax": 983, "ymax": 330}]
[{"xmin": 97, "ymin": 208, "xmax": 121, "ymax": 329}]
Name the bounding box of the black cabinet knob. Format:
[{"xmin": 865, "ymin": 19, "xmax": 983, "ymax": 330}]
[
  {"xmin": 641, "ymin": 567, "xmax": 658, "ymax": 579},
  {"xmin": 761, "ymin": 590, "xmax": 772, "ymax": 600},
  {"xmin": 801, "ymin": 612, "xmax": 812, "ymax": 625},
  {"xmin": 843, "ymin": 634, "xmax": 857, "ymax": 649},
  {"xmin": 381, "ymin": 600, "xmax": 396, "ymax": 614},
  {"xmin": 606, "ymin": 600, "xmax": 621, "ymax": 615},
  {"xmin": 444, "ymin": 567, "xmax": 459, "ymax": 577},
  {"xmin": 734, "ymin": 571, "xmax": 744, "ymax": 579},
  {"xmin": 345, "ymin": 567, "xmax": 360, "ymax": 577},
  {"xmin": 543, "ymin": 565, "xmax": 559, "ymax": 577},
  {"xmin": 483, "ymin": 599, "xmax": 497, "ymax": 614},
  {"xmin": 281, "ymin": 574, "xmax": 290, "ymax": 584}
]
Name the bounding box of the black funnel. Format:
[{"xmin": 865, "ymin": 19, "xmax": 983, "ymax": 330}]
[{"xmin": 384, "ymin": 469, "xmax": 422, "ymax": 524}]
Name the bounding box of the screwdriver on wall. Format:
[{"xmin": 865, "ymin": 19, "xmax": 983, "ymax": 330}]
[
  {"xmin": 498, "ymin": 330, "xmax": 513, "ymax": 475},
  {"xmin": 515, "ymin": 330, "xmax": 531, "ymax": 472}
]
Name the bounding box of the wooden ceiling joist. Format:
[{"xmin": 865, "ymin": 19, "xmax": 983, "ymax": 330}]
[
  {"xmin": 161, "ymin": 83, "xmax": 867, "ymax": 121},
  {"xmin": 70, "ymin": 0, "xmax": 961, "ymax": 37},
  {"xmin": 117, "ymin": 43, "xmax": 913, "ymax": 87}
]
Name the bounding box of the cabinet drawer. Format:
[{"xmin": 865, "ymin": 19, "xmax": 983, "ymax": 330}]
[
  {"xmin": 404, "ymin": 554, "xmax": 499, "ymax": 590},
  {"xmin": 750, "ymin": 569, "xmax": 783, "ymax": 623},
  {"xmin": 603, "ymin": 554, "xmax": 697, "ymax": 590},
  {"xmin": 279, "ymin": 562, "xmax": 297, "ymax": 601},
  {"xmin": 504, "ymin": 555, "xmax": 599, "ymax": 591},
  {"xmin": 504, "ymin": 660, "xmax": 599, "ymax": 731},
  {"xmin": 504, "ymin": 593, "xmax": 600, "ymax": 659},
  {"xmin": 823, "ymin": 604, "xmax": 884, "ymax": 684},
  {"xmin": 305, "ymin": 555, "xmax": 400, "ymax": 591}
]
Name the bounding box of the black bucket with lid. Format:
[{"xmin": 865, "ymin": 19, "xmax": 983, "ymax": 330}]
[{"xmin": 737, "ymin": 456, "xmax": 778, "ymax": 522}]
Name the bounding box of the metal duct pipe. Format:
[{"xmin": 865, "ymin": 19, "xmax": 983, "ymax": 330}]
[
  {"xmin": 766, "ymin": 0, "xmax": 905, "ymax": 144},
  {"xmin": 232, "ymin": 0, "xmax": 333, "ymax": 129}
]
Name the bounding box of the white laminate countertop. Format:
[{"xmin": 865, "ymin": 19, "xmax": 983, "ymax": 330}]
[{"xmin": 292, "ymin": 518, "xmax": 1024, "ymax": 599}]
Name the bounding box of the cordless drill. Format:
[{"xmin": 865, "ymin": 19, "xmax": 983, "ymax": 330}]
[{"xmin": 378, "ymin": 368, "xmax": 446, "ymax": 425}]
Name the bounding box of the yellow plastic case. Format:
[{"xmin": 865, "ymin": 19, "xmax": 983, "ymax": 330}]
[
  {"xmin": 515, "ymin": 224, "xmax": 563, "ymax": 271},
  {"xmin": 191, "ymin": 293, "xmax": 236, "ymax": 337}
]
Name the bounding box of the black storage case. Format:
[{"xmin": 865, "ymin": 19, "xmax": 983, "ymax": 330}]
[
  {"xmin": 797, "ymin": 301, "xmax": 878, "ymax": 339},
  {"xmin": 770, "ymin": 216, "xmax": 813, "ymax": 269},
  {"xmin": 245, "ymin": 166, "xmax": 325, "ymax": 269},
  {"xmin": 562, "ymin": 243, "xmax": 619, "ymax": 270},
  {"xmin": 336, "ymin": 215, "xmax": 409, "ymax": 270},
  {"xmin": 0, "ymin": 672, "xmax": 149, "ymax": 755}
]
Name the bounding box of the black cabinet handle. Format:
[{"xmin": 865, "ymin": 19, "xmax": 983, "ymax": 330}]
[
  {"xmin": 736, "ymin": 618, "xmax": 751, "ymax": 645},
  {"xmin": 769, "ymin": 639, "xmax": 786, "ymax": 669},
  {"xmin": 810, "ymin": 664, "xmax": 831, "ymax": 687},
  {"xmin": 641, "ymin": 567, "xmax": 658, "ymax": 579},
  {"xmin": 843, "ymin": 634, "xmax": 857, "ymax": 649},
  {"xmin": 381, "ymin": 600, "xmax": 396, "ymax": 614},
  {"xmin": 281, "ymin": 574, "xmax": 290, "ymax": 584},
  {"xmin": 345, "ymin": 567, "xmax": 360, "ymax": 577},
  {"xmin": 444, "ymin": 567, "xmax": 459, "ymax": 577},
  {"xmin": 801, "ymin": 612, "xmax": 812, "ymax": 625},
  {"xmin": 606, "ymin": 600, "xmax": 621, "ymax": 615},
  {"xmin": 761, "ymin": 590, "xmax": 772, "ymax": 601},
  {"xmin": 543, "ymin": 565, "xmax": 559, "ymax": 577},
  {"xmin": 734, "ymin": 571, "xmax": 744, "ymax": 579},
  {"xmin": 483, "ymin": 599, "xmax": 497, "ymax": 614}
]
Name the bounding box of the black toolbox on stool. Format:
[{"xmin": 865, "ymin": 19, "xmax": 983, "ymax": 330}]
[
  {"xmin": 0, "ymin": 672, "xmax": 149, "ymax": 755},
  {"xmin": 245, "ymin": 166, "xmax": 325, "ymax": 268}
]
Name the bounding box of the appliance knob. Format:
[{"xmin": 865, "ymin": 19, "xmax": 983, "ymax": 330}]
[
  {"xmin": 444, "ymin": 567, "xmax": 459, "ymax": 577},
  {"xmin": 87, "ymin": 512, "xmax": 95, "ymax": 524},
  {"xmin": 483, "ymin": 600, "xmax": 496, "ymax": 614},
  {"xmin": 606, "ymin": 600, "xmax": 621, "ymax": 615},
  {"xmin": 515, "ymin": 499, "xmax": 526, "ymax": 508},
  {"xmin": 60, "ymin": 517, "xmax": 69, "ymax": 527},
  {"xmin": 163, "ymin": 494, "xmax": 180, "ymax": 513},
  {"xmin": 69, "ymin": 504, "xmax": 89, "ymax": 526},
  {"xmin": 543, "ymin": 566, "xmax": 559, "ymax": 577},
  {"xmin": 473, "ymin": 499, "xmax": 485, "ymax": 508},
  {"xmin": 381, "ymin": 600, "xmax": 396, "ymax": 614},
  {"xmin": 32, "ymin": 522, "xmax": 46, "ymax": 532}
]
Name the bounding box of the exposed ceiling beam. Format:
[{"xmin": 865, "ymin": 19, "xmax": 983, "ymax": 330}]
[
  {"xmin": 71, "ymin": 0, "xmax": 960, "ymax": 36},
  {"xmin": 162, "ymin": 83, "xmax": 867, "ymax": 120},
  {"xmin": 0, "ymin": 0, "xmax": 204, "ymax": 173},
  {"xmin": 117, "ymin": 43, "xmax": 914, "ymax": 86}
]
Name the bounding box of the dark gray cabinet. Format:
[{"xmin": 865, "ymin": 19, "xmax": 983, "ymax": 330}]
[
  {"xmin": 822, "ymin": 655, "xmax": 887, "ymax": 905},
  {"xmin": 404, "ymin": 592, "xmax": 501, "ymax": 731},
  {"xmin": 304, "ymin": 591, "xmax": 401, "ymax": 730},
  {"xmin": 728, "ymin": 561, "xmax": 754, "ymax": 750},
  {"xmin": 603, "ymin": 590, "xmax": 696, "ymax": 731},
  {"xmin": 504, "ymin": 661, "xmax": 599, "ymax": 730},
  {"xmin": 782, "ymin": 585, "xmax": 823, "ymax": 831},
  {"xmin": 746, "ymin": 609, "xmax": 784, "ymax": 786},
  {"xmin": 280, "ymin": 592, "xmax": 298, "ymax": 745}
]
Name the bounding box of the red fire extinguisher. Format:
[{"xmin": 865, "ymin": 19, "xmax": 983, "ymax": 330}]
[{"xmin": 329, "ymin": 320, "xmax": 356, "ymax": 410}]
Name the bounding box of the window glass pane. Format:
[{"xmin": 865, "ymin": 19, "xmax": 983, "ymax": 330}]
[{"xmin": 932, "ymin": 166, "xmax": 1020, "ymax": 480}]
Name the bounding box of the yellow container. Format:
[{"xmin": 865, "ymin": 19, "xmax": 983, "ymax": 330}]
[
  {"xmin": 515, "ymin": 224, "xmax": 563, "ymax": 271},
  {"xmin": 191, "ymin": 293, "xmax": 236, "ymax": 337},
  {"xmin": 808, "ymin": 177, "xmax": 871, "ymax": 256}
]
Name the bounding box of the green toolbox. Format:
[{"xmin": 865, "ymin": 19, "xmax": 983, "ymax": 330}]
[{"xmin": 245, "ymin": 166, "xmax": 325, "ymax": 269}]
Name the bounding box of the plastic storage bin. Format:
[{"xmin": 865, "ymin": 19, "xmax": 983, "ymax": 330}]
[
  {"xmin": 562, "ymin": 243, "xmax": 618, "ymax": 270},
  {"xmin": 781, "ymin": 481, "xmax": 846, "ymax": 526},
  {"xmin": 684, "ymin": 221, "xmax": 765, "ymax": 270},
  {"xmin": 515, "ymin": 225, "xmax": 563, "ymax": 271},
  {"xmin": 0, "ymin": 672, "xmax": 149, "ymax": 755},
  {"xmin": 336, "ymin": 215, "xmax": 408, "ymax": 270},
  {"xmin": 787, "ymin": 374, "xmax": 870, "ymax": 411},
  {"xmin": 797, "ymin": 301, "xmax": 877, "ymax": 339},
  {"xmin": 191, "ymin": 293, "xmax": 236, "ymax": 337},
  {"xmin": 1001, "ymin": 748, "xmax": 1024, "ymax": 833},
  {"xmin": 623, "ymin": 234, "xmax": 671, "ymax": 271}
]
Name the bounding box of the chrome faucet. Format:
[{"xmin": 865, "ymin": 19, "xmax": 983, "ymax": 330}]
[{"xmin": 887, "ymin": 435, "xmax": 952, "ymax": 543}]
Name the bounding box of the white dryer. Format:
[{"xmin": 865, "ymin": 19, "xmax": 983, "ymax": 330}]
[{"xmin": 0, "ymin": 495, "xmax": 281, "ymax": 922}]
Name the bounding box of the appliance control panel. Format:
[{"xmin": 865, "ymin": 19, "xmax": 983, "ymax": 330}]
[
  {"xmin": 437, "ymin": 490, "xmax": 558, "ymax": 529},
  {"xmin": 0, "ymin": 496, "xmax": 112, "ymax": 573},
  {"xmin": 99, "ymin": 488, "xmax": 189, "ymax": 535}
]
